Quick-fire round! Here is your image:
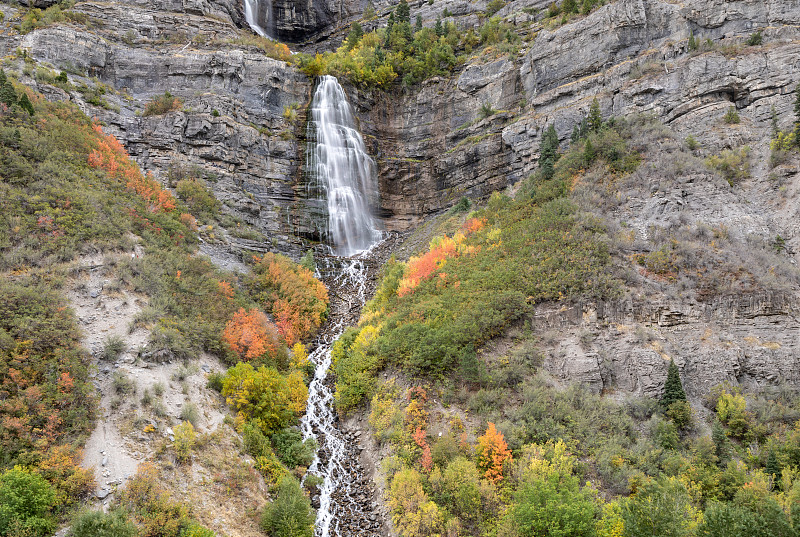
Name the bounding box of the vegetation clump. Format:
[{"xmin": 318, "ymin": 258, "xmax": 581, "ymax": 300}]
[{"xmin": 143, "ymin": 91, "xmax": 183, "ymax": 116}]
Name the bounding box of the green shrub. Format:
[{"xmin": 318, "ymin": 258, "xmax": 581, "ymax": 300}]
[
  {"xmin": 68, "ymin": 509, "xmax": 137, "ymax": 537},
  {"xmin": 723, "ymin": 106, "xmax": 740, "ymax": 124},
  {"xmin": 746, "ymin": 30, "xmax": 763, "ymax": 46},
  {"xmin": 143, "ymin": 91, "xmax": 182, "ymax": 116},
  {"xmin": 0, "ymin": 467, "xmax": 56, "ymax": 537},
  {"xmin": 102, "ymin": 335, "xmax": 126, "ymax": 361},
  {"xmin": 271, "ymin": 429, "xmax": 317, "ymax": 469},
  {"xmin": 486, "ymin": 0, "xmax": 505, "ymax": 15},
  {"xmin": 175, "ymin": 178, "xmax": 220, "ymax": 221},
  {"xmin": 621, "ymin": 477, "xmax": 697, "ymax": 537},
  {"xmin": 479, "ymin": 102, "xmax": 496, "ymax": 119},
  {"xmin": 180, "ymin": 402, "xmax": 200, "ymax": 427},
  {"xmin": 243, "ymin": 421, "xmax": 273, "ymax": 459},
  {"xmin": 260, "ymin": 476, "xmax": 314, "ymax": 537},
  {"xmin": 431, "ymin": 457, "xmax": 482, "ymax": 522},
  {"xmin": 206, "ymin": 372, "xmax": 224, "ymax": 393},
  {"xmin": 113, "ymin": 371, "xmax": 136, "ymax": 395},
  {"xmin": 705, "ymin": 147, "xmax": 750, "ymax": 186}
]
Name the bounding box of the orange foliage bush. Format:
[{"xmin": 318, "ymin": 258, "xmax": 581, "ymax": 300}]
[
  {"xmin": 222, "ymin": 308, "xmax": 282, "ymax": 362},
  {"xmin": 88, "ymin": 124, "xmax": 176, "ymax": 213},
  {"xmin": 477, "ymin": 422, "xmax": 512, "ymax": 484},
  {"xmin": 397, "ymin": 219, "xmax": 485, "ymax": 297},
  {"xmin": 249, "ymin": 253, "xmax": 329, "ymax": 345}
]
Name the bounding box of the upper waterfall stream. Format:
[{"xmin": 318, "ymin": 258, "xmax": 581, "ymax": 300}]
[
  {"xmin": 306, "ymin": 75, "xmax": 382, "ymax": 257},
  {"xmin": 244, "ymin": 0, "xmax": 270, "ymax": 37},
  {"xmin": 300, "ymin": 76, "xmax": 386, "ymax": 537}
]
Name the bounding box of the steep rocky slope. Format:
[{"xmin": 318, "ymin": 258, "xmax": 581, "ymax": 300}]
[{"xmin": 2, "ymin": 0, "xmax": 800, "ymax": 535}]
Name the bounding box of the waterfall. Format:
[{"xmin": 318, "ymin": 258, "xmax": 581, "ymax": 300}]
[
  {"xmin": 300, "ymin": 253, "xmax": 382, "ymax": 537},
  {"xmin": 244, "ymin": 0, "xmax": 269, "ymax": 37},
  {"xmin": 299, "ymin": 76, "xmax": 386, "ymax": 537},
  {"xmin": 307, "ymin": 75, "xmax": 382, "ymax": 257}
]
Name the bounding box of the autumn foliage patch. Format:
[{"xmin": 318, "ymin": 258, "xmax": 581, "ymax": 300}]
[
  {"xmin": 248, "ymin": 253, "xmax": 329, "ymax": 345},
  {"xmin": 88, "ymin": 125, "xmax": 176, "ymax": 213},
  {"xmin": 222, "ymin": 308, "xmax": 282, "ymax": 363}
]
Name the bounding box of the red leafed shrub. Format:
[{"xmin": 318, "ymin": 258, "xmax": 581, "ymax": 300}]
[
  {"xmin": 248, "ymin": 253, "xmax": 329, "ymax": 345},
  {"xmin": 222, "ymin": 308, "xmax": 282, "ymax": 362},
  {"xmin": 88, "ymin": 124, "xmax": 176, "ymax": 213}
]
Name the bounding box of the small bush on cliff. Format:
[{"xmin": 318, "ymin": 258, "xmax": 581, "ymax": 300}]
[{"xmin": 143, "ymin": 91, "xmax": 182, "ymax": 116}]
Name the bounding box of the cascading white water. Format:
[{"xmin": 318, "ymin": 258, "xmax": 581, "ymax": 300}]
[
  {"xmin": 300, "ymin": 253, "xmax": 380, "ymax": 537},
  {"xmin": 244, "ymin": 0, "xmax": 269, "ymax": 37},
  {"xmin": 299, "ymin": 75, "xmax": 385, "ymax": 537},
  {"xmin": 307, "ymin": 76, "xmax": 382, "ymax": 257}
]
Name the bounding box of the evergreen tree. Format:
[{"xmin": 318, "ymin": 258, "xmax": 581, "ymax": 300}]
[
  {"xmin": 660, "ymin": 359, "xmax": 687, "ymax": 411},
  {"xmin": 0, "ymin": 69, "xmax": 7, "ymax": 86},
  {"xmin": 563, "ymin": 0, "xmax": 578, "ymax": 13},
  {"xmin": 588, "ymin": 97, "xmax": 602, "ymax": 132},
  {"xmin": 570, "ymin": 117, "xmax": 588, "ymax": 144},
  {"xmin": 688, "ymin": 31, "xmax": 698, "ymax": 51},
  {"xmin": 434, "ymin": 17, "xmax": 444, "ymax": 36},
  {"xmin": 538, "ymin": 124, "xmax": 559, "ymax": 180},
  {"xmin": 711, "ymin": 420, "xmax": 729, "ymax": 464},
  {"xmin": 346, "ymin": 22, "xmax": 363, "ymax": 50},
  {"xmin": 396, "ymin": 0, "xmax": 410, "ymax": 24},
  {"xmin": 765, "ymin": 450, "xmax": 782, "ymax": 487},
  {"xmin": 18, "ymin": 93, "xmax": 34, "ymax": 116},
  {"xmin": 583, "ymin": 138, "xmax": 596, "ymax": 163},
  {"xmin": 771, "ymin": 104, "xmax": 779, "ymax": 139},
  {"xmin": 0, "ymin": 80, "xmax": 17, "ymax": 108},
  {"xmin": 384, "ymin": 12, "xmax": 395, "ymax": 47},
  {"xmin": 794, "ymin": 84, "xmax": 800, "ymax": 144},
  {"xmin": 415, "ymin": 15, "xmax": 422, "ymax": 32}
]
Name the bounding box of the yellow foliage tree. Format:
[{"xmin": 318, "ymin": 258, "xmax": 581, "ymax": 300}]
[
  {"xmin": 389, "ymin": 466, "xmax": 443, "ymax": 537},
  {"xmin": 477, "ymin": 422, "xmax": 512, "ymax": 485},
  {"xmin": 173, "ymin": 421, "xmax": 196, "ymax": 463},
  {"xmin": 221, "ymin": 362, "xmax": 308, "ymax": 435}
]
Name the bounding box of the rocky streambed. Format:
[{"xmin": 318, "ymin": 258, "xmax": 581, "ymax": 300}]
[{"xmin": 300, "ymin": 234, "xmax": 401, "ymax": 537}]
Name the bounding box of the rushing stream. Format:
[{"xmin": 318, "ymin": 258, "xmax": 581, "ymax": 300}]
[{"xmin": 300, "ymin": 76, "xmax": 386, "ymax": 537}]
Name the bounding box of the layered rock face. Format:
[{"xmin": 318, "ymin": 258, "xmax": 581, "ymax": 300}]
[
  {"xmin": 8, "ymin": 0, "xmax": 800, "ymax": 395},
  {"xmin": 14, "ymin": 0, "xmax": 316, "ymax": 257},
  {"xmin": 345, "ymin": 0, "xmax": 800, "ymax": 231}
]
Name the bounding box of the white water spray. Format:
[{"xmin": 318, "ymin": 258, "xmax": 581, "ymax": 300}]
[
  {"xmin": 301, "ymin": 253, "xmax": 380, "ymax": 537},
  {"xmin": 307, "ymin": 75, "xmax": 382, "ymax": 257},
  {"xmin": 244, "ymin": 0, "xmax": 269, "ymax": 37},
  {"xmin": 300, "ymin": 75, "xmax": 384, "ymax": 537}
]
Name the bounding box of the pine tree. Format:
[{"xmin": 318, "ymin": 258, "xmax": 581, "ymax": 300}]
[
  {"xmin": 563, "ymin": 0, "xmax": 578, "ymax": 13},
  {"xmin": 588, "ymin": 97, "xmax": 602, "ymax": 132},
  {"xmin": 711, "ymin": 420, "xmax": 729, "ymax": 464},
  {"xmin": 18, "ymin": 93, "xmax": 34, "ymax": 116},
  {"xmin": 415, "ymin": 15, "xmax": 422, "ymax": 32},
  {"xmin": 583, "ymin": 138, "xmax": 596, "ymax": 163},
  {"xmin": 771, "ymin": 104, "xmax": 779, "ymax": 139},
  {"xmin": 384, "ymin": 12, "xmax": 395, "ymax": 48},
  {"xmin": 794, "ymin": 84, "xmax": 800, "ymax": 145},
  {"xmin": 660, "ymin": 359, "xmax": 687, "ymax": 411},
  {"xmin": 396, "ymin": 0, "xmax": 410, "ymax": 24},
  {"xmin": 538, "ymin": 124, "xmax": 559, "ymax": 180},
  {"xmin": 765, "ymin": 451, "xmax": 782, "ymax": 487},
  {"xmin": 346, "ymin": 22, "xmax": 363, "ymax": 50},
  {"xmin": 0, "ymin": 80, "xmax": 17, "ymax": 108},
  {"xmin": 0, "ymin": 69, "xmax": 7, "ymax": 86},
  {"xmin": 434, "ymin": 17, "xmax": 444, "ymax": 37}
]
